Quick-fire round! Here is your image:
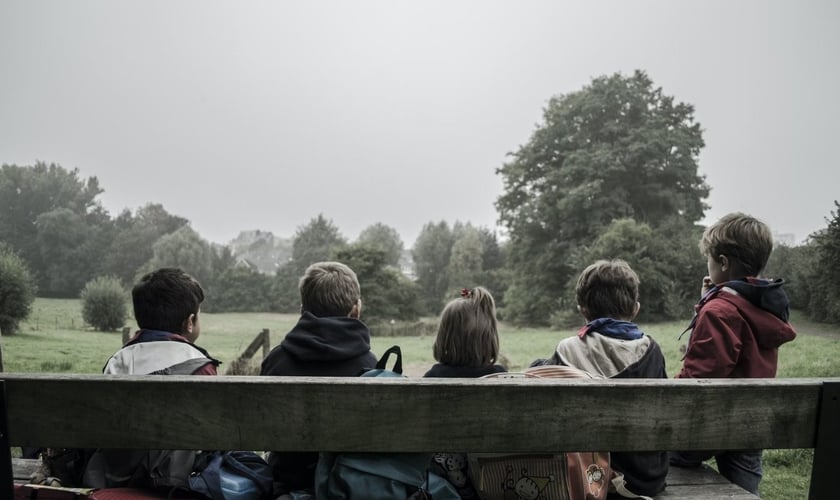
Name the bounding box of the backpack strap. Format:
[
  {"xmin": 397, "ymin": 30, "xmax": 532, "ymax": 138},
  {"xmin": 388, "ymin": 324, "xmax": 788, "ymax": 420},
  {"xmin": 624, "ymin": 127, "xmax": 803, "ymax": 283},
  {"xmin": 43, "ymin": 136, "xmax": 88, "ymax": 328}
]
[
  {"xmin": 610, "ymin": 472, "xmax": 653, "ymax": 500},
  {"xmin": 148, "ymin": 357, "xmax": 214, "ymax": 375},
  {"xmin": 376, "ymin": 345, "xmax": 403, "ymax": 374},
  {"xmin": 221, "ymin": 452, "xmax": 272, "ymax": 496}
]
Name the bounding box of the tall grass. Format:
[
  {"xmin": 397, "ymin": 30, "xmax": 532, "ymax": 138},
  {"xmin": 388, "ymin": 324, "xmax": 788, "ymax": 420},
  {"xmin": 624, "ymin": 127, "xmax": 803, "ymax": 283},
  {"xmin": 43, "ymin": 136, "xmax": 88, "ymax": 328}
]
[{"xmin": 2, "ymin": 298, "xmax": 837, "ymax": 499}]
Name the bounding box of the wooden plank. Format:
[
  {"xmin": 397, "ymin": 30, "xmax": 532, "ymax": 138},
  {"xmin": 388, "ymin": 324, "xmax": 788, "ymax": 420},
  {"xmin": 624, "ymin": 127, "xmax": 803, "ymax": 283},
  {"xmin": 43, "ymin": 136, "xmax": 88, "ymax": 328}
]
[
  {"xmin": 657, "ymin": 467, "xmax": 759, "ymax": 498},
  {"xmin": 665, "ymin": 465, "xmax": 733, "ymax": 486},
  {"xmin": 0, "ymin": 375, "xmax": 831, "ymax": 453},
  {"xmin": 12, "ymin": 458, "xmax": 39, "ymax": 481},
  {"xmin": 809, "ymin": 380, "xmax": 840, "ymax": 500},
  {"xmin": 655, "ymin": 484, "xmax": 758, "ymax": 499}
]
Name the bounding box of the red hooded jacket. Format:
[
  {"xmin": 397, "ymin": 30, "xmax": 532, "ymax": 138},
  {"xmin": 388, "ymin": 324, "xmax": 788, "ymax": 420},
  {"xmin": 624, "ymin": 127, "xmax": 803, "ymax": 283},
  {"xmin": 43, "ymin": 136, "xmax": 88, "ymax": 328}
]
[{"xmin": 678, "ymin": 278, "xmax": 797, "ymax": 379}]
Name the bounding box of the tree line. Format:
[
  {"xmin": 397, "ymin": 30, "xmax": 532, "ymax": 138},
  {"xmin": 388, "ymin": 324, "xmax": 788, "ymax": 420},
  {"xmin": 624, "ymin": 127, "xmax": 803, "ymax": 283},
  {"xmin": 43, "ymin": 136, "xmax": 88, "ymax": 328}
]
[{"xmin": 2, "ymin": 70, "xmax": 838, "ymax": 334}]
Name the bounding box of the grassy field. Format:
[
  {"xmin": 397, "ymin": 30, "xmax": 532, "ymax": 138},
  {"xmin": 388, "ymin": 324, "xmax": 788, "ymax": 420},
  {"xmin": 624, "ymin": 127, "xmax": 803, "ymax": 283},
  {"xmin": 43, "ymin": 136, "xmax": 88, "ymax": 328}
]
[{"xmin": 3, "ymin": 298, "xmax": 838, "ymax": 498}]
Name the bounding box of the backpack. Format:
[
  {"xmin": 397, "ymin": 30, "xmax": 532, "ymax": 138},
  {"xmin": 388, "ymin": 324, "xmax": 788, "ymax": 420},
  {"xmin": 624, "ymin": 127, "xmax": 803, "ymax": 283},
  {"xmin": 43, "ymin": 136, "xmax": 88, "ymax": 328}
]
[
  {"xmin": 79, "ymin": 357, "xmax": 263, "ymax": 498},
  {"xmin": 188, "ymin": 451, "xmax": 274, "ymax": 500},
  {"xmin": 468, "ymin": 367, "xmax": 652, "ymax": 500},
  {"xmin": 314, "ymin": 345, "xmax": 459, "ymax": 500},
  {"xmin": 81, "ymin": 449, "xmax": 197, "ymax": 490}
]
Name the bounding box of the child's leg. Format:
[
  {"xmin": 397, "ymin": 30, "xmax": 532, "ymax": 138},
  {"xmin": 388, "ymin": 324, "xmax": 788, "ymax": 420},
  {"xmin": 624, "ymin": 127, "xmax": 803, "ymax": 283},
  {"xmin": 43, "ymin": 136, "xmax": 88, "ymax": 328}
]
[{"xmin": 714, "ymin": 450, "xmax": 762, "ymax": 495}]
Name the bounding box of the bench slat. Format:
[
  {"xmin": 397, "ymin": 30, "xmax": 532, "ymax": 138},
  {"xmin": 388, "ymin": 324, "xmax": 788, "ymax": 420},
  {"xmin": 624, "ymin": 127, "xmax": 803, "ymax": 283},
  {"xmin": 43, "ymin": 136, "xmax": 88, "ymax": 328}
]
[{"xmin": 1, "ymin": 375, "xmax": 827, "ymax": 453}]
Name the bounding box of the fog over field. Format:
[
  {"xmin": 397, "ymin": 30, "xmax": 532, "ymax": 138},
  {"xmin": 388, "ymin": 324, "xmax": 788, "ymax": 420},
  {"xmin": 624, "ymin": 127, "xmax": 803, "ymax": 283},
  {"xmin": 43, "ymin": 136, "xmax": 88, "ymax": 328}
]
[{"xmin": 1, "ymin": 0, "xmax": 838, "ymax": 245}]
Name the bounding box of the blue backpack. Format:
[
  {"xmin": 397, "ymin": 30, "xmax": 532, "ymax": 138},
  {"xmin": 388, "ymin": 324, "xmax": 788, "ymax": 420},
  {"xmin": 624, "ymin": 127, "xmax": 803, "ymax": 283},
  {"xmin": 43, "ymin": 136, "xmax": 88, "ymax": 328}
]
[
  {"xmin": 188, "ymin": 451, "xmax": 274, "ymax": 500},
  {"xmin": 314, "ymin": 346, "xmax": 459, "ymax": 500}
]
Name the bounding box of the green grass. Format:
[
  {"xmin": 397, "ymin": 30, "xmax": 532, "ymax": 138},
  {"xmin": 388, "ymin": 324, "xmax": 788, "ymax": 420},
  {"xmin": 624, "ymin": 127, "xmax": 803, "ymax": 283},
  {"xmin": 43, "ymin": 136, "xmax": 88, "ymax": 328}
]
[{"xmin": 3, "ymin": 298, "xmax": 838, "ymax": 499}]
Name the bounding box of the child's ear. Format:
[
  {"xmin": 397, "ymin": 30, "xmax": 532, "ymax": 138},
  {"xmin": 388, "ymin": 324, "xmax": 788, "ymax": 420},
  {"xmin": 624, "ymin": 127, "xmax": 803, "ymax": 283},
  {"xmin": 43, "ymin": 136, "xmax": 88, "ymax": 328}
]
[
  {"xmin": 719, "ymin": 254, "xmax": 730, "ymax": 271},
  {"xmin": 183, "ymin": 314, "xmax": 196, "ymax": 335},
  {"xmin": 349, "ymin": 299, "xmax": 362, "ymax": 319},
  {"xmin": 632, "ymin": 301, "xmax": 641, "ymax": 320},
  {"xmin": 577, "ymin": 304, "xmax": 590, "ymax": 320}
]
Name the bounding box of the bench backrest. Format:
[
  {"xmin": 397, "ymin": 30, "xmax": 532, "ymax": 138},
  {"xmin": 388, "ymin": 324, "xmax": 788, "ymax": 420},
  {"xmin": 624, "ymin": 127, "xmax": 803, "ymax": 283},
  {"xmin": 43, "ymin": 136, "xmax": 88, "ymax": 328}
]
[{"xmin": 1, "ymin": 375, "xmax": 837, "ymax": 499}]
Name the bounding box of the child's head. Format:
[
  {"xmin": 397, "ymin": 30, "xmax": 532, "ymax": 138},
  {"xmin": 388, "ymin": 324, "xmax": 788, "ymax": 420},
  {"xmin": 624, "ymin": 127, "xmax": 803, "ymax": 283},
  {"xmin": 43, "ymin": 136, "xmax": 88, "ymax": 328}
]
[
  {"xmin": 433, "ymin": 287, "xmax": 499, "ymax": 368},
  {"xmin": 132, "ymin": 267, "xmax": 204, "ymax": 341},
  {"xmin": 699, "ymin": 212, "xmax": 773, "ymax": 280},
  {"xmin": 299, "ymin": 261, "xmax": 362, "ymax": 318},
  {"xmin": 575, "ymin": 259, "xmax": 640, "ymax": 322}
]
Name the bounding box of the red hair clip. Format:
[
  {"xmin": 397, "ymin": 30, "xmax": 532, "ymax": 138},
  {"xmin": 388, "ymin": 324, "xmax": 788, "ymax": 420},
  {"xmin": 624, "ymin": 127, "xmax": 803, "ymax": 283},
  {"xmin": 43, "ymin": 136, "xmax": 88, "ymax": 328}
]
[{"xmin": 460, "ymin": 288, "xmax": 472, "ymax": 298}]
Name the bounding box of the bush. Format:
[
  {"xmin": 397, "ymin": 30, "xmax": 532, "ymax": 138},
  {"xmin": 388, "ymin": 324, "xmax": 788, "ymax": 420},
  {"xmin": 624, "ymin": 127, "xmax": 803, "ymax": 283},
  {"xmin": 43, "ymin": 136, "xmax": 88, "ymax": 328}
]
[
  {"xmin": 81, "ymin": 276, "xmax": 128, "ymax": 331},
  {"xmin": 0, "ymin": 245, "xmax": 37, "ymax": 335}
]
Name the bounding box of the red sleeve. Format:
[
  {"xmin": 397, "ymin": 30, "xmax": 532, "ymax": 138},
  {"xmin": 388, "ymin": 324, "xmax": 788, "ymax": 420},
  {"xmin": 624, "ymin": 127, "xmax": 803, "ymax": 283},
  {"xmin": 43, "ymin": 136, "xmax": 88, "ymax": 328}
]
[
  {"xmin": 678, "ymin": 302, "xmax": 742, "ymax": 378},
  {"xmin": 192, "ymin": 361, "xmax": 218, "ymax": 376}
]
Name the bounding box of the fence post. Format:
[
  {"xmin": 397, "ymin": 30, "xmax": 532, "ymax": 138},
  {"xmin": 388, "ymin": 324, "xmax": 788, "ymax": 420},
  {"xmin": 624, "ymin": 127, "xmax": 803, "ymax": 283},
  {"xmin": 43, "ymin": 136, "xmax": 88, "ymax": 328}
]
[
  {"xmin": 260, "ymin": 329, "xmax": 270, "ymax": 360},
  {"xmin": 0, "ymin": 326, "xmax": 4, "ymax": 373}
]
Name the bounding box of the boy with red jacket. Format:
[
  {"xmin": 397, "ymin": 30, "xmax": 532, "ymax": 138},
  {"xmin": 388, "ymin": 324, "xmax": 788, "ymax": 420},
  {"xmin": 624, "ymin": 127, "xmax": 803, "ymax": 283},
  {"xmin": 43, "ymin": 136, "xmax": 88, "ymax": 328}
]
[{"xmin": 671, "ymin": 213, "xmax": 797, "ymax": 495}]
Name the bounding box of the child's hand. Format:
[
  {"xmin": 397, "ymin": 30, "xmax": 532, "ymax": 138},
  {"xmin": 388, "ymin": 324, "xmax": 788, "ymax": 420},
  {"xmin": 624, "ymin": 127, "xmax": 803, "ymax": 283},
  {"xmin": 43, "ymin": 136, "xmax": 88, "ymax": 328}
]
[{"xmin": 701, "ymin": 276, "xmax": 714, "ymax": 296}]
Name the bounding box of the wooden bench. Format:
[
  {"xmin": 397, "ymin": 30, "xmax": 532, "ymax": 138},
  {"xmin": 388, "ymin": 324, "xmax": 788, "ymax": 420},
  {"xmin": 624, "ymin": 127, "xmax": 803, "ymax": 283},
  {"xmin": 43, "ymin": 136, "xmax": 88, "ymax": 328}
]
[{"xmin": 1, "ymin": 375, "xmax": 837, "ymax": 499}]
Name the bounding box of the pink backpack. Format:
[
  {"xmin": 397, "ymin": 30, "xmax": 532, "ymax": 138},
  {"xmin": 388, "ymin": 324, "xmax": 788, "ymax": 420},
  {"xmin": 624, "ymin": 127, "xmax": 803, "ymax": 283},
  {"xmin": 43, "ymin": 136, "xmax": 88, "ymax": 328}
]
[{"xmin": 467, "ymin": 367, "xmax": 651, "ymax": 500}]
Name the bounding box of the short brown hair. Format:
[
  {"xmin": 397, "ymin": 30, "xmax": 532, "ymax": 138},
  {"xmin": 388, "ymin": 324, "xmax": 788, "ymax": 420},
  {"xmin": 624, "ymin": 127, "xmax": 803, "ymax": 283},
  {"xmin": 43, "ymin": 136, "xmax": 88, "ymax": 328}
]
[
  {"xmin": 576, "ymin": 260, "xmax": 639, "ymax": 320},
  {"xmin": 299, "ymin": 261, "xmax": 361, "ymax": 317},
  {"xmin": 700, "ymin": 212, "xmax": 773, "ymax": 276},
  {"xmin": 433, "ymin": 287, "xmax": 499, "ymax": 368},
  {"xmin": 132, "ymin": 268, "xmax": 204, "ymax": 334}
]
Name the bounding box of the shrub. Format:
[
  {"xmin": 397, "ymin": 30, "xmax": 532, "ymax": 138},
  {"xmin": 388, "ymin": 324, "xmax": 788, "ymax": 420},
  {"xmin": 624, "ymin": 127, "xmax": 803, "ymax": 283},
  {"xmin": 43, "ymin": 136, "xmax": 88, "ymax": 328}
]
[
  {"xmin": 0, "ymin": 245, "xmax": 37, "ymax": 335},
  {"xmin": 81, "ymin": 276, "xmax": 128, "ymax": 331}
]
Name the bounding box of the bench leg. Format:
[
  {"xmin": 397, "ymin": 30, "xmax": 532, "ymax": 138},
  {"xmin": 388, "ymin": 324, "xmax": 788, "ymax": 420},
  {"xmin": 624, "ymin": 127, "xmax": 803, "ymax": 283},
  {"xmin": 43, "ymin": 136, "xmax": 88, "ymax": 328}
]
[
  {"xmin": 809, "ymin": 380, "xmax": 840, "ymax": 500},
  {"xmin": 1, "ymin": 381, "xmax": 13, "ymax": 500}
]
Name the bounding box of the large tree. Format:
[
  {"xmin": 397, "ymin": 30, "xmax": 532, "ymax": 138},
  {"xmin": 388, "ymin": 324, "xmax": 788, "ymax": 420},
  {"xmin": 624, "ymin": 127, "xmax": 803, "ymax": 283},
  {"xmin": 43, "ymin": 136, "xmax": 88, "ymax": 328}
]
[
  {"xmin": 356, "ymin": 223, "xmax": 404, "ymax": 268},
  {"xmin": 102, "ymin": 204, "xmax": 189, "ymax": 286},
  {"xmin": 497, "ymin": 71, "xmax": 709, "ymax": 325},
  {"xmin": 0, "ymin": 162, "xmax": 111, "ymax": 295},
  {"xmin": 807, "ymin": 201, "xmax": 840, "ymax": 323}
]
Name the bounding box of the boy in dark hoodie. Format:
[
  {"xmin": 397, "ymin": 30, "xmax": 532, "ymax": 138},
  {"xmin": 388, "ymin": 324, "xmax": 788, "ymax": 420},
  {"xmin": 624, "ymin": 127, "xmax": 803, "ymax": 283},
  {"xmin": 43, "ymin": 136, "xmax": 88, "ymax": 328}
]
[
  {"xmin": 260, "ymin": 261, "xmax": 378, "ymax": 495},
  {"xmin": 533, "ymin": 259, "xmax": 668, "ymax": 498},
  {"xmin": 670, "ymin": 213, "xmax": 797, "ymax": 495}
]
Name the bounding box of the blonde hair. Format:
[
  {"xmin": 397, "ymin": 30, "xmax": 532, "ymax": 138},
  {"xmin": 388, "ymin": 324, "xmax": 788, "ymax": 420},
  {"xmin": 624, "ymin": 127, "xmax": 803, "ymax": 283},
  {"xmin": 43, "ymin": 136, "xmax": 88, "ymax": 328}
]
[
  {"xmin": 299, "ymin": 261, "xmax": 361, "ymax": 317},
  {"xmin": 700, "ymin": 212, "xmax": 773, "ymax": 276},
  {"xmin": 576, "ymin": 259, "xmax": 639, "ymax": 320},
  {"xmin": 433, "ymin": 287, "xmax": 499, "ymax": 368}
]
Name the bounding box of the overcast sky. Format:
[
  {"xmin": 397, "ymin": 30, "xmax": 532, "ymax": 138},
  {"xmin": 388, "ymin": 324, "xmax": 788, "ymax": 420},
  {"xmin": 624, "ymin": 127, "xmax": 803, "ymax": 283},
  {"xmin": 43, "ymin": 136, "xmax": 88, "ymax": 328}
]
[{"xmin": 2, "ymin": 1, "xmax": 838, "ymax": 247}]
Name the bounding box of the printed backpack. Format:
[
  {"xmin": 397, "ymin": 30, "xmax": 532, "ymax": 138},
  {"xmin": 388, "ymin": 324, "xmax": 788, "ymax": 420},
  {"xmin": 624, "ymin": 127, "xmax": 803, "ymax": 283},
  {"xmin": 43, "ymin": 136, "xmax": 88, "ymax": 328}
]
[
  {"xmin": 468, "ymin": 366, "xmax": 651, "ymax": 500},
  {"xmin": 314, "ymin": 345, "xmax": 459, "ymax": 500}
]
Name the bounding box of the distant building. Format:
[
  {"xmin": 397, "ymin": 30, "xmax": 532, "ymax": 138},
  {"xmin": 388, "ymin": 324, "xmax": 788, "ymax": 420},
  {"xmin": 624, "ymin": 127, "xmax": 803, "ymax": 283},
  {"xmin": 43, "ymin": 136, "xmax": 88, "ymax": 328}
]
[
  {"xmin": 228, "ymin": 230, "xmax": 293, "ymax": 274},
  {"xmin": 773, "ymin": 232, "xmax": 796, "ymax": 247},
  {"xmin": 399, "ymin": 249, "xmax": 416, "ymax": 280}
]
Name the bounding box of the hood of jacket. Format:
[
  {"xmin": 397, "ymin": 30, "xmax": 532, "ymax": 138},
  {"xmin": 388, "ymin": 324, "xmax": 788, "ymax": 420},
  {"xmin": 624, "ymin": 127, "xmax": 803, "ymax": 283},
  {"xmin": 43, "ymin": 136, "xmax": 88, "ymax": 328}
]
[
  {"xmin": 705, "ymin": 278, "xmax": 796, "ymax": 349},
  {"xmin": 553, "ymin": 330, "xmax": 665, "ymax": 379},
  {"xmin": 279, "ymin": 311, "xmax": 373, "ymax": 363},
  {"xmin": 723, "ymin": 277, "xmax": 790, "ymax": 322}
]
